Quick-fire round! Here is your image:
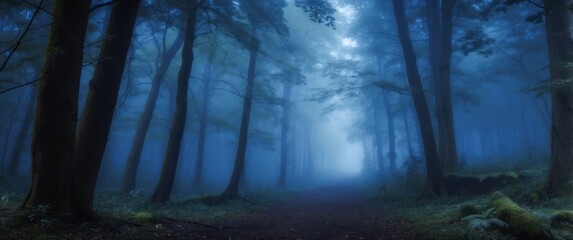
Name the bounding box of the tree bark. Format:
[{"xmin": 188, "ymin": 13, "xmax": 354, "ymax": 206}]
[
  {"xmin": 192, "ymin": 54, "xmax": 213, "ymax": 188},
  {"xmin": 21, "ymin": 0, "xmax": 92, "ymax": 215},
  {"xmin": 150, "ymin": 1, "xmax": 198, "ymax": 203},
  {"xmin": 72, "ymin": 0, "xmax": 140, "ymax": 220},
  {"xmin": 391, "ymin": 0, "xmax": 447, "ymax": 196},
  {"xmin": 119, "ymin": 29, "xmax": 184, "ymax": 195},
  {"xmin": 544, "ymin": 0, "xmax": 573, "ymax": 196},
  {"xmin": 278, "ymin": 81, "xmax": 292, "ymax": 188},
  {"xmin": 426, "ymin": 0, "xmax": 458, "ymax": 172},
  {"xmin": 7, "ymin": 87, "xmax": 37, "ymax": 177}
]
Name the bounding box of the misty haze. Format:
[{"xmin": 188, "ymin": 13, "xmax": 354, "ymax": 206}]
[{"xmin": 0, "ymin": 0, "xmax": 571, "ymax": 239}]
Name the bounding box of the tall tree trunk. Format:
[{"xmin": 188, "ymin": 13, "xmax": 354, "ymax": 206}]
[
  {"xmin": 72, "ymin": 0, "xmax": 140, "ymax": 220},
  {"xmin": 382, "ymin": 90, "xmax": 396, "ymax": 171},
  {"xmin": 391, "ymin": 0, "xmax": 447, "ymax": 196},
  {"xmin": 219, "ymin": 26, "xmax": 258, "ymax": 200},
  {"xmin": 278, "ymin": 81, "xmax": 292, "ymax": 188},
  {"xmin": 150, "ymin": 1, "xmax": 198, "ymax": 203},
  {"xmin": 426, "ymin": 0, "xmax": 458, "ymax": 172},
  {"xmin": 403, "ymin": 107, "xmax": 414, "ymax": 156},
  {"xmin": 376, "ymin": 55, "xmax": 396, "ymax": 171},
  {"xmin": 1, "ymin": 90, "xmax": 24, "ymax": 173},
  {"xmin": 192, "ymin": 54, "xmax": 213, "ymax": 188},
  {"xmin": 372, "ymin": 96, "xmax": 385, "ymax": 173},
  {"xmin": 21, "ymin": 0, "xmax": 92, "ymax": 214},
  {"xmin": 120, "ymin": 30, "xmax": 184, "ymax": 195},
  {"xmin": 544, "ymin": 0, "xmax": 573, "ymax": 196},
  {"xmin": 304, "ymin": 122, "xmax": 313, "ymax": 176},
  {"xmin": 7, "ymin": 87, "xmax": 37, "ymax": 177}
]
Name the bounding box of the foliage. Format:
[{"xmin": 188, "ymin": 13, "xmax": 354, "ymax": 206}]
[
  {"xmin": 461, "ymin": 207, "xmax": 508, "ymax": 232},
  {"xmin": 294, "ymin": 0, "xmax": 336, "ymax": 29},
  {"xmin": 458, "ymin": 26, "xmax": 495, "ymax": 57}
]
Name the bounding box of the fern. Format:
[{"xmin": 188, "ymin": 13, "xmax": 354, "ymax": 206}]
[{"xmin": 461, "ymin": 207, "xmax": 508, "ymax": 232}]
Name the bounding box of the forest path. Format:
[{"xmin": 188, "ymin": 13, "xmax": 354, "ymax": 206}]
[{"xmin": 191, "ymin": 181, "xmax": 424, "ymax": 240}]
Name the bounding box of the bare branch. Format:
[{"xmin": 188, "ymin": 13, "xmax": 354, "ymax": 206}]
[{"xmin": 0, "ymin": 0, "xmax": 44, "ymax": 73}]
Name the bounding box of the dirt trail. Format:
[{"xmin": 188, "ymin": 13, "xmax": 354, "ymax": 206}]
[{"xmin": 193, "ymin": 182, "xmax": 424, "ymax": 240}]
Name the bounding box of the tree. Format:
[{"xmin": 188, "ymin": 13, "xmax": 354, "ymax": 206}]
[
  {"xmin": 72, "ymin": 0, "xmax": 141, "ymax": 219},
  {"xmin": 150, "ymin": 0, "xmax": 199, "ymax": 203},
  {"xmin": 192, "ymin": 52, "xmax": 214, "ymax": 188},
  {"xmin": 544, "ymin": 0, "xmax": 573, "ymax": 196},
  {"xmin": 426, "ymin": 0, "xmax": 458, "ymax": 172},
  {"xmin": 391, "ymin": 0, "xmax": 447, "ymax": 196},
  {"xmin": 278, "ymin": 77, "xmax": 293, "ymax": 188},
  {"xmin": 21, "ymin": 0, "xmax": 92, "ymax": 215},
  {"xmin": 215, "ymin": 0, "xmax": 290, "ymax": 200},
  {"xmin": 119, "ymin": 27, "xmax": 185, "ymax": 196},
  {"xmin": 6, "ymin": 86, "xmax": 37, "ymax": 177}
]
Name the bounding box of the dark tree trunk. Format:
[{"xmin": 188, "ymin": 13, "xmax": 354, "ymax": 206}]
[
  {"xmin": 219, "ymin": 34, "xmax": 258, "ymax": 201},
  {"xmin": 119, "ymin": 30, "xmax": 184, "ymax": 195},
  {"xmin": 72, "ymin": 0, "xmax": 140, "ymax": 220},
  {"xmin": 7, "ymin": 87, "xmax": 37, "ymax": 177},
  {"xmin": 150, "ymin": 1, "xmax": 198, "ymax": 203},
  {"xmin": 192, "ymin": 55, "xmax": 213, "ymax": 188},
  {"xmin": 391, "ymin": 0, "xmax": 447, "ymax": 196},
  {"xmin": 544, "ymin": 0, "xmax": 573, "ymax": 196},
  {"xmin": 426, "ymin": 0, "xmax": 458, "ymax": 172},
  {"xmin": 21, "ymin": 0, "xmax": 92, "ymax": 214},
  {"xmin": 278, "ymin": 81, "xmax": 292, "ymax": 188}
]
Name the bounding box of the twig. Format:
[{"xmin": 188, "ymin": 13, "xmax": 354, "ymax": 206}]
[
  {"xmin": 89, "ymin": 0, "xmax": 120, "ymax": 12},
  {"xmin": 0, "ymin": 78, "xmax": 40, "ymax": 95},
  {"xmin": 21, "ymin": 0, "xmax": 57, "ymax": 19},
  {"xmin": 0, "ymin": 0, "xmax": 44, "ymax": 73},
  {"xmin": 527, "ymin": 0, "xmax": 544, "ymax": 9}
]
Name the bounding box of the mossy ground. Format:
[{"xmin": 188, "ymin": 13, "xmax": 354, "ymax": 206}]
[{"xmin": 373, "ymin": 163, "xmax": 573, "ymax": 240}]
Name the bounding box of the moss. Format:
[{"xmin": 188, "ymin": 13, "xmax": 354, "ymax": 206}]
[
  {"xmin": 490, "ymin": 191, "xmax": 552, "ymax": 239},
  {"xmin": 134, "ymin": 212, "xmax": 153, "ymax": 222},
  {"xmin": 550, "ymin": 210, "xmax": 573, "ymax": 228}
]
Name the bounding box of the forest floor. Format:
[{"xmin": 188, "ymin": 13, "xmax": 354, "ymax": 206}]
[
  {"xmin": 0, "ymin": 180, "xmax": 425, "ymax": 239},
  {"xmin": 2, "ymin": 171, "xmax": 573, "ymax": 239}
]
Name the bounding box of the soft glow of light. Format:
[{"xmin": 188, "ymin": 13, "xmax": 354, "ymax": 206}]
[
  {"xmin": 341, "ymin": 37, "xmax": 357, "ymax": 48},
  {"xmin": 320, "ymin": 108, "xmax": 364, "ymax": 177}
]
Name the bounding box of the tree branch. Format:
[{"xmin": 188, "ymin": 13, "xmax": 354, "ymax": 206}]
[
  {"xmin": 0, "ymin": 0, "xmax": 44, "ymax": 73},
  {"xmin": 527, "ymin": 0, "xmax": 544, "ymax": 9}
]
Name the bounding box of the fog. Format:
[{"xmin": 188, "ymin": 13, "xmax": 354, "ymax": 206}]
[{"xmin": 0, "ymin": 0, "xmax": 560, "ymax": 232}]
